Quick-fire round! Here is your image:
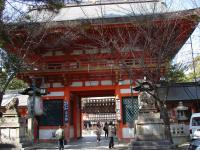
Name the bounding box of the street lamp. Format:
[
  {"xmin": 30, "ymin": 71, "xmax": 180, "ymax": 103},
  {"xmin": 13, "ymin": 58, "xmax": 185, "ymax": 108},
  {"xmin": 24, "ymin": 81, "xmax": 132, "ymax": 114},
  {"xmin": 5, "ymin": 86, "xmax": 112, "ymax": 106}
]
[{"xmin": 20, "ymin": 78, "xmax": 48, "ymax": 142}]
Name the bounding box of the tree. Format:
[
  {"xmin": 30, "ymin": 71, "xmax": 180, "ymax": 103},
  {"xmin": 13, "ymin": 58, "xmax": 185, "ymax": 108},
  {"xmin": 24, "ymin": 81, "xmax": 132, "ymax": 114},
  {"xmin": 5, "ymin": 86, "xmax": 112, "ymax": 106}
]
[
  {"xmin": 165, "ymin": 63, "xmax": 187, "ymax": 82},
  {"xmin": 22, "ymin": 0, "xmax": 66, "ymax": 11},
  {"xmin": 0, "ymin": 0, "xmax": 78, "ymax": 105},
  {"xmin": 187, "ymin": 55, "xmax": 200, "ymax": 81},
  {"xmin": 7, "ymin": 78, "xmax": 28, "ymax": 90},
  {"xmin": 0, "ymin": 49, "xmax": 30, "ymax": 101}
]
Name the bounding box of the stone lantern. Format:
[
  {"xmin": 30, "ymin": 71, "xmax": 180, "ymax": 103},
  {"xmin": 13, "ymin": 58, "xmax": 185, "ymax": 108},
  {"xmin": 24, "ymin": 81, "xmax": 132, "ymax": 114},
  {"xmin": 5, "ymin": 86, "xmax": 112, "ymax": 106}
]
[{"xmin": 176, "ymin": 101, "xmax": 188, "ymax": 121}]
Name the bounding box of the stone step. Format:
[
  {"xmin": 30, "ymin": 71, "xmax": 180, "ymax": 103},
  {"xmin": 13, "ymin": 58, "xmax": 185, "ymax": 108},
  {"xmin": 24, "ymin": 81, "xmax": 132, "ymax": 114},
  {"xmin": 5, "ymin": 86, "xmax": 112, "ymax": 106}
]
[
  {"xmin": 130, "ymin": 140, "xmax": 172, "ymax": 145},
  {"xmin": 21, "ymin": 142, "xmax": 33, "ymax": 148},
  {"xmin": 21, "ymin": 146, "xmax": 35, "ymax": 150},
  {"xmin": 128, "ymin": 140, "xmax": 174, "ymax": 150},
  {"xmin": 128, "ymin": 145, "xmax": 171, "ymax": 150}
]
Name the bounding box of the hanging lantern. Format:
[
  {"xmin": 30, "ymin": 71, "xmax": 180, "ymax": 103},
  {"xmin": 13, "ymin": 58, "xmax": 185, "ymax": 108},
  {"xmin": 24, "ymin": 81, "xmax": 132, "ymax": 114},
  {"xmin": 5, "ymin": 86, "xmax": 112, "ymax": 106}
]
[
  {"xmin": 34, "ymin": 96, "xmax": 43, "ymax": 116},
  {"xmin": 27, "ymin": 96, "xmax": 43, "ymax": 117}
]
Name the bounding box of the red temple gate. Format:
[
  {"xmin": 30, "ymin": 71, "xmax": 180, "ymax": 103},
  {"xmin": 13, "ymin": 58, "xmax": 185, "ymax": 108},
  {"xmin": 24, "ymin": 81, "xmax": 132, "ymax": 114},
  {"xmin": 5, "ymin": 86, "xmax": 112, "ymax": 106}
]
[{"xmin": 3, "ymin": 4, "xmax": 200, "ymax": 142}]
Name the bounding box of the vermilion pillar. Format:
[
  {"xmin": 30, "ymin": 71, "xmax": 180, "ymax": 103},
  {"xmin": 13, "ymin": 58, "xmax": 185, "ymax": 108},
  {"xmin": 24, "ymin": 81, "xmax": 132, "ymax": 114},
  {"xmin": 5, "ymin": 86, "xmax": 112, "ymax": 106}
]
[
  {"xmin": 73, "ymin": 96, "xmax": 77, "ymax": 140},
  {"xmin": 115, "ymin": 85, "xmax": 123, "ymax": 140},
  {"xmin": 64, "ymin": 87, "xmax": 70, "ymax": 142}
]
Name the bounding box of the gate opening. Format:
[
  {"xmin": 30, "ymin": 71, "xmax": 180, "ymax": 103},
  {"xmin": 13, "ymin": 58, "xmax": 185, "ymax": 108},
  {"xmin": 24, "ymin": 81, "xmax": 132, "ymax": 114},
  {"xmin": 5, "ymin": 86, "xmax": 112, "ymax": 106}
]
[{"xmin": 81, "ymin": 96, "xmax": 116, "ymax": 137}]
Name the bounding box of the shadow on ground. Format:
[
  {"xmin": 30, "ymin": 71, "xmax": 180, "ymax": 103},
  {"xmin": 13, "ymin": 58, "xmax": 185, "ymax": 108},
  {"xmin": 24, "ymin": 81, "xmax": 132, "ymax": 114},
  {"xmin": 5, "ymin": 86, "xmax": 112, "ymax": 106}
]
[{"xmin": 0, "ymin": 143, "xmax": 16, "ymax": 148}]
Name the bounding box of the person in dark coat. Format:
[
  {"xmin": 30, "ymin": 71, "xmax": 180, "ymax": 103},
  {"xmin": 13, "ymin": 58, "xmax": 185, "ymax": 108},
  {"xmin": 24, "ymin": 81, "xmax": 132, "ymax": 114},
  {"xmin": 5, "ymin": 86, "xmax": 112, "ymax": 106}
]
[{"xmin": 103, "ymin": 122, "xmax": 108, "ymax": 139}]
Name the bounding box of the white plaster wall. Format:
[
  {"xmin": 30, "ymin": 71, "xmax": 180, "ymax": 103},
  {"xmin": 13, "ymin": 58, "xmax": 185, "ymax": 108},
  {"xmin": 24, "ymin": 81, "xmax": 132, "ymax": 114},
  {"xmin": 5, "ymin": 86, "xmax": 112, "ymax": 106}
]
[
  {"xmin": 72, "ymin": 50, "xmax": 83, "ymax": 55},
  {"xmin": 39, "ymin": 129, "xmax": 57, "ymax": 140},
  {"xmin": 122, "ymin": 128, "xmax": 135, "ymax": 138},
  {"xmin": 46, "ymin": 91, "xmax": 64, "ymax": 96},
  {"xmin": 120, "ymin": 88, "xmax": 138, "ymax": 94},
  {"xmin": 55, "ymin": 51, "xmax": 64, "ymax": 56},
  {"xmin": 119, "ymin": 80, "xmax": 131, "ymax": 85},
  {"xmin": 71, "ymin": 82, "xmax": 83, "ymax": 87},
  {"xmin": 100, "ymin": 48, "xmax": 111, "ymax": 53},
  {"xmin": 120, "ymin": 88, "xmax": 131, "ymax": 94},
  {"xmin": 53, "ymin": 82, "xmax": 64, "ymax": 88},
  {"xmin": 101, "ymin": 80, "xmax": 112, "ymax": 85},
  {"xmin": 85, "ymin": 49, "xmax": 98, "ymax": 54},
  {"xmin": 85, "ymin": 81, "xmax": 99, "ymax": 86}
]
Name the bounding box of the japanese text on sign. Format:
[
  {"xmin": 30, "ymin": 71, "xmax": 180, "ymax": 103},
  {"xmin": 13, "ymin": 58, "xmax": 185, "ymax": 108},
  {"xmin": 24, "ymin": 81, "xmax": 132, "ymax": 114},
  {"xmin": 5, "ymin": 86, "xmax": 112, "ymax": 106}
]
[
  {"xmin": 64, "ymin": 101, "xmax": 68, "ymax": 123},
  {"xmin": 116, "ymin": 99, "xmax": 121, "ymax": 120}
]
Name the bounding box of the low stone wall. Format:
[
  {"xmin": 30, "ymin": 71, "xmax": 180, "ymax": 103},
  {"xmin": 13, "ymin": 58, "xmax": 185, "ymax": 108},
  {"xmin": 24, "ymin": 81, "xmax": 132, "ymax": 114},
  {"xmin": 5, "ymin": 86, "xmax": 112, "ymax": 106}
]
[{"xmin": 0, "ymin": 117, "xmax": 31, "ymax": 148}]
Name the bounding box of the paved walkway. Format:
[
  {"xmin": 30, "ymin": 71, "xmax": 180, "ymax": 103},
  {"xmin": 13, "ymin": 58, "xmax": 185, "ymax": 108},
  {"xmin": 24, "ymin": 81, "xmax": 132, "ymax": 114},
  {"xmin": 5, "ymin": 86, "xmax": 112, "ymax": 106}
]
[
  {"xmin": 34, "ymin": 137, "xmax": 190, "ymax": 150},
  {"xmin": 35, "ymin": 136, "xmax": 128, "ymax": 150},
  {"xmin": 32, "ymin": 130, "xmax": 190, "ymax": 150},
  {"xmin": 0, "ymin": 130, "xmax": 190, "ymax": 150},
  {"xmin": 35, "ymin": 131, "xmax": 129, "ymax": 150}
]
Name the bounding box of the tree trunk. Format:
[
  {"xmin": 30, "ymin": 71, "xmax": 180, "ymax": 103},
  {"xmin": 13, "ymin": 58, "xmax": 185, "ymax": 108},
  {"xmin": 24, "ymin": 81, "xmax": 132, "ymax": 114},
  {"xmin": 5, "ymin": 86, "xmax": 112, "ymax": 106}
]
[
  {"xmin": 0, "ymin": 91, "xmax": 3, "ymax": 103},
  {"xmin": 150, "ymin": 91, "xmax": 173, "ymax": 144},
  {"xmin": 0, "ymin": 0, "xmax": 5, "ymax": 107},
  {"xmin": 159, "ymin": 101, "xmax": 173, "ymax": 144},
  {"xmin": 0, "ymin": 72, "xmax": 16, "ymax": 106},
  {"xmin": 0, "ymin": 0, "xmax": 5, "ymax": 21}
]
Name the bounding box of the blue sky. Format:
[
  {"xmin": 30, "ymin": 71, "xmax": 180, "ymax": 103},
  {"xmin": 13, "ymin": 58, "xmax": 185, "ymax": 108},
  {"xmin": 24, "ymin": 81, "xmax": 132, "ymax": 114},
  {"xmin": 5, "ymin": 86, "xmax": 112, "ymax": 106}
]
[
  {"xmin": 165, "ymin": 0, "xmax": 200, "ymax": 10},
  {"xmin": 173, "ymin": 26, "xmax": 200, "ymax": 66},
  {"xmin": 164, "ymin": 0, "xmax": 200, "ymax": 66}
]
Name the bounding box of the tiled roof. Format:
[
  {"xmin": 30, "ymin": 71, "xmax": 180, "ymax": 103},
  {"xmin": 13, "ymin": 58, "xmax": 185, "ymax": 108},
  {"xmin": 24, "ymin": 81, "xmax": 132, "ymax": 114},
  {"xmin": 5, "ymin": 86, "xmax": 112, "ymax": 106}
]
[
  {"xmin": 158, "ymin": 83, "xmax": 200, "ymax": 101},
  {"xmin": 27, "ymin": 1, "xmax": 167, "ymax": 22}
]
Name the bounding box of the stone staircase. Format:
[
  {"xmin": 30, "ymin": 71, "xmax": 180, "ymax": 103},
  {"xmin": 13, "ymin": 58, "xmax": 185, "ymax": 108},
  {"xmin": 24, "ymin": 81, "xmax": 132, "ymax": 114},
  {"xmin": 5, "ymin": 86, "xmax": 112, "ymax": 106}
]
[{"xmin": 128, "ymin": 140, "xmax": 174, "ymax": 150}]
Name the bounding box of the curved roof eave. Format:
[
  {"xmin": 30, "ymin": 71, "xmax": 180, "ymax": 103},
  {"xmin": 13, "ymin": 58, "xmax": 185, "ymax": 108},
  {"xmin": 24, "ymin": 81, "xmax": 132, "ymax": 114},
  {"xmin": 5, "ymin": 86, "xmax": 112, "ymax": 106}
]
[
  {"xmin": 26, "ymin": 1, "xmax": 167, "ymax": 22},
  {"xmin": 22, "ymin": 7, "xmax": 200, "ymax": 27}
]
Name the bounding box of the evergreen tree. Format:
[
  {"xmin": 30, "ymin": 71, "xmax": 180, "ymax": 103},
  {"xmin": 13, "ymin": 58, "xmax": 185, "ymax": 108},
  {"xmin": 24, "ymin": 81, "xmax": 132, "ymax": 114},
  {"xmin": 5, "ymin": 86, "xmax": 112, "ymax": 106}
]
[
  {"xmin": 166, "ymin": 63, "xmax": 187, "ymax": 82},
  {"xmin": 187, "ymin": 55, "xmax": 200, "ymax": 81}
]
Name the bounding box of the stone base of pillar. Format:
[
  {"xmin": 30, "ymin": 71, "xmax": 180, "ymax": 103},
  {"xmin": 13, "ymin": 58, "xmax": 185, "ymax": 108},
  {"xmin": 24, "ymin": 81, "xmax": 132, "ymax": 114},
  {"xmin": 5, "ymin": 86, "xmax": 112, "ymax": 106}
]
[
  {"xmin": 128, "ymin": 113, "xmax": 174, "ymax": 150},
  {"xmin": 0, "ymin": 111, "xmax": 32, "ymax": 149}
]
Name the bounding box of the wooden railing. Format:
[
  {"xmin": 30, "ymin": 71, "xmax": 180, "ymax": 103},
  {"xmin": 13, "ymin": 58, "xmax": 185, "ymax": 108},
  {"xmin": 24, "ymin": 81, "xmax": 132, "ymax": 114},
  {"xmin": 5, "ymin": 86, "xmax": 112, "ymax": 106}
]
[{"xmin": 34, "ymin": 58, "xmax": 166, "ymax": 73}]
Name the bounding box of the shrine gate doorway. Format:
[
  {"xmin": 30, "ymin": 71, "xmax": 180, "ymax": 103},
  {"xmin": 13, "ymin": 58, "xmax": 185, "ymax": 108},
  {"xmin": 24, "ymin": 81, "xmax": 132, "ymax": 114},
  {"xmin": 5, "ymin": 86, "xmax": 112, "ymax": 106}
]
[
  {"xmin": 81, "ymin": 96, "xmax": 116, "ymax": 137},
  {"xmin": 69, "ymin": 89, "xmax": 116, "ymax": 140}
]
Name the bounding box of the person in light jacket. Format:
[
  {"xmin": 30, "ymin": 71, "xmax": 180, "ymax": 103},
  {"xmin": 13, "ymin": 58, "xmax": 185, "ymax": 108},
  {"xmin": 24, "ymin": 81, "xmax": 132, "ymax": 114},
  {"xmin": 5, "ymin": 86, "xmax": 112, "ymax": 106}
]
[
  {"xmin": 108, "ymin": 121, "xmax": 116, "ymax": 149},
  {"xmin": 55, "ymin": 126, "xmax": 64, "ymax": 150},
  {"xmin": 96, "ymin": 121, "xmax": 102, "ymax": 142}
]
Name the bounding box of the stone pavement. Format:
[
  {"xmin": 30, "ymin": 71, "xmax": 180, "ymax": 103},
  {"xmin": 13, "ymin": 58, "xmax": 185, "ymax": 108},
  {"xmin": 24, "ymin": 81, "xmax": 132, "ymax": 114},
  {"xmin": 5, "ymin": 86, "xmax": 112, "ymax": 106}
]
[
  {"xmin": 0, "ymin": 130, "xmax": 191, "ymax": 150},
  {"xmin": 31, "ymin": 139, "xmax": 191, "ymax": 150},
  {"xmin": 32, "ymin": 137, "xmax": 191, "ymax": 150},
  {"xmin": 34, "ymin": 135, "xmax": 128, "ymax": 150},
  {"xmin": 23, "ymin": 130, "xmax": 128, "ymax": 150}
]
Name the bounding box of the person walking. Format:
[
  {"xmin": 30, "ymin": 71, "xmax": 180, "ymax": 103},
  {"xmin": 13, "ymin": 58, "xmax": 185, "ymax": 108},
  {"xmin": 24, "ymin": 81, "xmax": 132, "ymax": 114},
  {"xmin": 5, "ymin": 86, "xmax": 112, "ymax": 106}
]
[
  {"xmin": 108, "ymin": 121, "xmax": 116, "ymax": 149},
  {"xmin": 103, "ymin": 122, "xmax": 108, "ymax": 139},
  {"xmin": 96, "ymin": 121, "xmax": 102, "ymax": 142},
  {"xmin": 55, "ymin": 125, "xmax": 64, "ymax": 150}
]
